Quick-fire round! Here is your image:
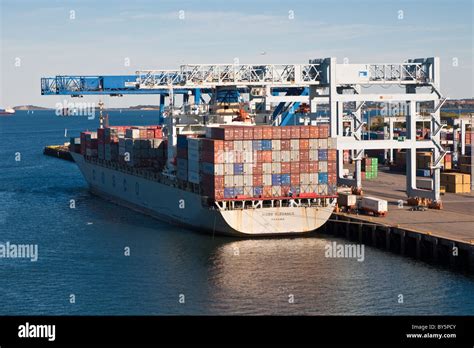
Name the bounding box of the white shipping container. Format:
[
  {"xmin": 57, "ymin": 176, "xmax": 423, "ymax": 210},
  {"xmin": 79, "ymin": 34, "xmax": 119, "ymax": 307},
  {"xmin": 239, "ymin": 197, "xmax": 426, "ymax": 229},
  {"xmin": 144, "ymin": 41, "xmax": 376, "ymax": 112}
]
[
  {"xmin": 318, "ymin": 138, "xmax": 328, "ymax": 149},
  {"xmin": 224, "ymin": 163, "xmax": 234, "ymax": 175},
  {"xmin": 263, "ymin": 174, "xmax": 272, "ymax": 186},
  {"xmin": 360, "ymin": 196, "xmax": 388, "ymax": 213},
  {"xmin": 338, "ymin": 193, "xmax": 357, "ymax": 207},
  {"xmin": 188, "ymin": 170, "xmax": 200, "ymax": 184},
  {"xmin": 318, "ymin": 184, "xmax": 328, "ymax": 195},
  {"xmin": 242, "ymin": 140, "xmax": 253, "ymax": 151},
  {"xmin": 272, "ymin": 151, "xmax": 281, "ymax": 162},
  {"xmin": 271, "ymin": 140, "xmax": 281, "ymax": 151},
  {"xmin": 271, "ymin": 162, "xmax": 281, "ymax": 173},
  {"xmin": 309, "ymin": 149, "xmax": 319, "ymax": 161},
  {"xmin": 309, "ymin": 139, "xmax": 318, "ymax": 149},
  {"xmin": 224, "ymin": 175, "xmax": 234, "ymax": 187},
  {"xmin": 272, "ymin": 186, "xmax": 281, "ymax": 196},
  {"xmin": 243, "ymin": 187, "xmax": 253, "ymax": 196},
  {"xmin": 280, "ymin": 151, "xmax": 291, "ymax": 162},
  {"xmin": 318, "ymin": 161, "xmax": 328, "ymax": 172},
  {"xmin": 223, "ymin": 152, "xmax": 235, "ymax": 164},
  {"xmin": 417, "ymin": 178, "xmax": 433, "ymax": 190},
  {"xmin": 243, "ymin": 175, "xmax": 253, "ymax": 187},
  {"xmin": 233, "ymin": 141, "xmax": 243, "ymax": 151},
  {"xmin": 290, "ymin": 139, "xmax": 300, "ymax": 150},
  {"xmin": 243, "ymin": 163, "xmax": 253, "ymax": 175},
  {"xmin": 233, "ymin": 175, "xmax": 244, "ymax": 187},
  {"xmin": 290, "ymin": 151, "xmax": 300, "ymax": 162},
  {"xmin": 327, "ymin": 138, "xmax": 337, "ymax": 149},
  {"xmin": 263, "ymin": 163, "xmax": 272, "ymax": 174},
  {"xmin": 242, "ymin": 151, "xmax": 253, "ymax": 163},
  {"xmin": 309, "ymin": 173, "xmax": 319, "ymax": 184},
  {"xmin": 300, "ymin": 173, "xmax": 310, "ymax": 184}
]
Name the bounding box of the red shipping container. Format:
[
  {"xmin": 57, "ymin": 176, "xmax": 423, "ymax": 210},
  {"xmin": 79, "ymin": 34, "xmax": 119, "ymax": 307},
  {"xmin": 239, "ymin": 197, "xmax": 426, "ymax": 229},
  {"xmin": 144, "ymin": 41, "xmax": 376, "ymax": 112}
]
[
  {"xmin": 290, "ymin": 162, "xmax": 300, "ymax": 173},
  {"xmin": 263, "ymin": 186, "xmax": 272, "ymax": 197},
  {"xmin": 262, "ymin": 150, "xmax": 272, "ymax": 162},
  {"xmin": 327, "ymin": 162, "xmax": 336, "ymax": 172},
  {"xmin": 290, "ymin": 174, "xmax": 300, "ymax": 185},
  {"xmin": 224, "ymin": 141, "xmax": 234, "ymax": 151},
  {"xmin": 299, "ymin": 139, "xmax": 309, "ymax": 150},
  {"xmin": 328, "ymin": 173, "xmax": 337, "ymax": 184},
  {"xmin": 262, "ymin": 126, "xmax": 273, "ymax": 139},
  {"xmin": 253, "ymin": 126, "xmax": 263, "ymax": 139},
  {"xmin": 272, "ymin": 127, "xmax": 282, "ymax": 139},
  {"xmin": 319, "ymin": 124, "xmax": 330, "ymax": 138},
  {"xmin": 300, "ymin": 126, "xmax": 311, "ymax": 138},
  {"xmin": 253, "ymin": 175, "xmax": 263, "ymax": 186},
  {"xmin": 281, "ymin": 140, "xmax": 290, "ymax": 150},
  {"xmin": 309, "ymin": 161, "xmax": 318, "ymax": 172},
  {"xmin": 309, "ymin": 126, "xmax": 320, "ymax": 139},
  {"xmin": 281, "ymin": 127, "xmax": 292, "ymax": 139},
  {"xmin": 255, "ymin": 151, "xmax": 263, "ymax": 163},
  {"xmin": 233, "ymin": 127, "xmax": 244, "ymax": 140},
  {"xmin": 290, "ymin": 126, "xmax": 301, "ymax": 139},
  {"xmin": 281, "ymin": 186, "xmax": 290, "ymax": 196},
  {"xmin": 146, "ymin": 129, "xmax": 154, "ymax": 138},
  {"xmin": 253, "ymin": 162, "xmax": 263, "ymax": 175},
  {"xmin": 299, "ymin": 150, "xmax": 309, "ymax": 162},
  {"xmin": 328, "ymin": 149, "xmax": 337, "ymax": 161},
  {"xmin": 154, "ymin": 129, "xmax": 163, "ymax": 138},
  {"xmin": 299, "ymin": 161, "xmax": 310, "ymax": 173},
  {"xmin": 243, "ymin": 127, "xmax": 253, "ymax": 140},
  {"xmin": 281, "ymin": 162, "xmax": 291, "ymax": 174}
]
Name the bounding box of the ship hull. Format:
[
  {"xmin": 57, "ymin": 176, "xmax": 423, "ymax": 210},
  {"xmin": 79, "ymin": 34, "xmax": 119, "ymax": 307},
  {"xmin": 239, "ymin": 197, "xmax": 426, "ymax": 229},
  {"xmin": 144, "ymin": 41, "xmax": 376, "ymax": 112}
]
[{"xmin": 71, "ymin": 153, "xmax": 334, "ymax": 237}]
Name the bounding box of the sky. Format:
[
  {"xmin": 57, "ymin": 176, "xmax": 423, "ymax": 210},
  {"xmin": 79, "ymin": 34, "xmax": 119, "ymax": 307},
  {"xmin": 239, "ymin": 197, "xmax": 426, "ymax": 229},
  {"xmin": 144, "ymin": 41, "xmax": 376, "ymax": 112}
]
[{"xmin": 0, "ymin": 0, "xmax": 473, "ymax": 108}]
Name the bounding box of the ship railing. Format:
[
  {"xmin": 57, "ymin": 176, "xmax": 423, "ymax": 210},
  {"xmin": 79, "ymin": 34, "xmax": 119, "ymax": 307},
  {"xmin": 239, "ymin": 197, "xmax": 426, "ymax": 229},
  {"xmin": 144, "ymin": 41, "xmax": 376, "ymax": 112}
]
[{"xmin": 213, "ymin": 196, "xmax": 337, "ymax": 211}]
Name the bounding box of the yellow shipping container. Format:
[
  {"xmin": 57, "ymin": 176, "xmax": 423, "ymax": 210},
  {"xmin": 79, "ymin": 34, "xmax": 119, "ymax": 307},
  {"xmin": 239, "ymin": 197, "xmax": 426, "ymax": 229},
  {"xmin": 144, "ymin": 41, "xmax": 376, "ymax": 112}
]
[{"xmin": 463, "ymin": 183, "xmax": 471, "ymax": 193}]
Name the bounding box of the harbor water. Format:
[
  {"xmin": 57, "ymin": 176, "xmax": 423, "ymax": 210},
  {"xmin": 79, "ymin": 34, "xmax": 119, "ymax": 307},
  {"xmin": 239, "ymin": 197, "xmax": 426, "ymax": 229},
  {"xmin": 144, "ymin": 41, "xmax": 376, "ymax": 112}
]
[{"xmin": 1, "ymin": 110, "xmax": 474, "ymax": 315}]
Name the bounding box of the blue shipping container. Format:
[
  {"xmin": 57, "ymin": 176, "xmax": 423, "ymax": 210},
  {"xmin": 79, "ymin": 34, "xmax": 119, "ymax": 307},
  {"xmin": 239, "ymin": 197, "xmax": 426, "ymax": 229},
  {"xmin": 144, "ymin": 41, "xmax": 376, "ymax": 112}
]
[
  {"xmin": 177, "ymin": 135, "xmax": 188, "ymax": 149},
  {"xmin": 416, "ymin": 169, "xmax": 431, "ymax": 177},
  {"xmin": 318, "ymin": 149, "xmax": 328, "ymax": 160},
  {"xmin": 252, "ymin": 140, "xmax": 262, "ymax": 151},
  {"xmin": 281, "ymin": 174, "xmax": 291, "ymax": 185},
  {"xmin": 253, "ymin": 186, "xmax": 263, "ymax": 196},
  {"xmin": 272, "ymin": 174, "xmax": 281, "ymax": 186},
  {"xmin": 224, "ymin": 188, "xmax": 235, "ymax": 198},
  {"xmin": 318, "ymin": 172, "xmax": 328, "ymax": 183},
  {"xmin": 201, "ymin": 162, "xmax": 214, "ymax": 175},
  {"xmin": 261, "ymin": 140, "xmax": 272, "ymax": 151},
  {"xmin": 234, "ymin": 163, "xmax": 244, "ymax": 174}
]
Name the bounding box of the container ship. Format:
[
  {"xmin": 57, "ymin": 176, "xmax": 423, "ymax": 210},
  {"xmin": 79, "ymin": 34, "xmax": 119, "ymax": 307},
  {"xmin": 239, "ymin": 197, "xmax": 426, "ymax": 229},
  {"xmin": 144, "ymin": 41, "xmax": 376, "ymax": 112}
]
[{"xmin": 68, "ymin": 101, "xmax": 337, "ymax": 237}]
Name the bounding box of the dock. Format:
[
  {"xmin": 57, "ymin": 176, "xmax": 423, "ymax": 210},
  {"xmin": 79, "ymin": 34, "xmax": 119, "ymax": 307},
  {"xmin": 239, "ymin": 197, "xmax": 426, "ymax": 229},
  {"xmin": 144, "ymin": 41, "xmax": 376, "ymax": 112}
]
[
  {"xmin": 325, "ymin": 169, "xmax": 474, "ymax": 273},
  {"xmin": 43, "ymin": 145, "xmax": 74, "ymax": 162}
]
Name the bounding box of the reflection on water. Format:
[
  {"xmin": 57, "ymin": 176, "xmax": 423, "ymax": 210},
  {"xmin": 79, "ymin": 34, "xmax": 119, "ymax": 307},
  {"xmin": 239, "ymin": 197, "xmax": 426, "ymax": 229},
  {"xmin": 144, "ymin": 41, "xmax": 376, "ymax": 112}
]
[{"xmin": 1, "ymin": 111, "xmax": 474, "ymax": 316}]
